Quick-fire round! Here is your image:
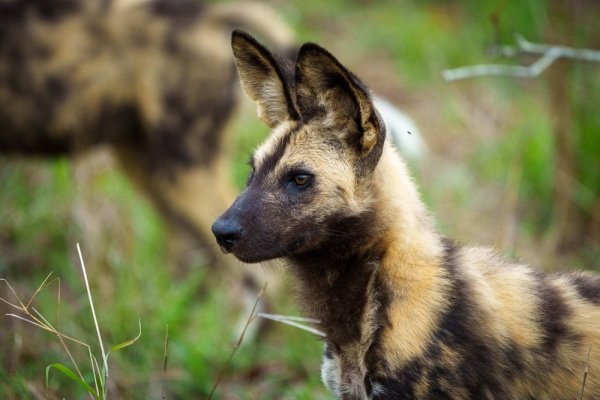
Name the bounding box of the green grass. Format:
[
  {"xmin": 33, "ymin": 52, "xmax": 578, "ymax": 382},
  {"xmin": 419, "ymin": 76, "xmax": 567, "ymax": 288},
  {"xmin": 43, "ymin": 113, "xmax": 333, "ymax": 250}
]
[
  {"xmin": 0, "ymin": 155, "xmax": 324, "ymax": 398},
  {"xmin": 1, "ymin": 1, "xmax": 599, "ymax": 398}
]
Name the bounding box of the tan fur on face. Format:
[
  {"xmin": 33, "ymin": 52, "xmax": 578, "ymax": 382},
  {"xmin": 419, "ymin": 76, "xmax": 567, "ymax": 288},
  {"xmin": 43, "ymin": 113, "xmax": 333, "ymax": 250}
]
[{"xmin": 255, "ymin": 122, "xmax": 364, "ymax": 215}]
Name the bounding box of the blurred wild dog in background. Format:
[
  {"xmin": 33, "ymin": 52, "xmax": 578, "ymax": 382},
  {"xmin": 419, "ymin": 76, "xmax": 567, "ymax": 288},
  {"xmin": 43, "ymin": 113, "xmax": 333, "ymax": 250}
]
[
  {"xmin": 213, "ymin": 31, "xmax": 600, "ymax": 399},
  {"xmin": 0, "ymin": 0, "xmax": 423, "ymax": 315},
  {"xmin": 0, "ymin": 0, "xmax": 294, "ymax": 296}
]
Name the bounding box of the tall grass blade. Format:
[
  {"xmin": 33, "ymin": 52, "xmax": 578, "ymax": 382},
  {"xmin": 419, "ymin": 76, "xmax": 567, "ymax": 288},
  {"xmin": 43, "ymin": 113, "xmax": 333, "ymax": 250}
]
[
  {"xmin": 162, "ymin": 325, "xmax": 169, "ymax": 400},
  {"xmin": 77, "ymin": 243, "xmax": 109, "ymax": 378}
]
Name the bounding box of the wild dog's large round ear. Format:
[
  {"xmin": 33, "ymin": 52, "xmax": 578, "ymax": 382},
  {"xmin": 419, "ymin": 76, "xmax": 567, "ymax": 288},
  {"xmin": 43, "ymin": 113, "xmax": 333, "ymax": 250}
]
[
  {"xmin": 231, "ymin": 30, "xmax": 299, "ymax": 128},
  {"xmin": 295, "ymin": 43, "xmax": 385, "ymax": 168}
]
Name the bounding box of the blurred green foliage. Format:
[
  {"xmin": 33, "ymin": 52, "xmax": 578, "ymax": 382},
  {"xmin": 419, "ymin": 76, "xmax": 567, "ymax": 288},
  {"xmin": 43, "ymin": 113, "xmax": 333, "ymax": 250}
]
[{"xmin": 1, "ymin": 0, "xmax": 598, "ymax": 398}]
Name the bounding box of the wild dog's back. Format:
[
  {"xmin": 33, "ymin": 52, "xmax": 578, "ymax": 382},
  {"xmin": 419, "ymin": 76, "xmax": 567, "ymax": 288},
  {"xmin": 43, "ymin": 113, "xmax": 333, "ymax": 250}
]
[
  {"xmin": 0, "ymin": 0, "xmax": 237, "ymax": 158},
  {"xmin": 371, "ymin": 240, "xmax": 600, "ymax": 399}
]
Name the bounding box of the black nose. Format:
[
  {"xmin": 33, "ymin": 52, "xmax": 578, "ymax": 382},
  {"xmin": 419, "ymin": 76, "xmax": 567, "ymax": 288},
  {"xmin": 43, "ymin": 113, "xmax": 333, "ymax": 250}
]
[{"xmin": 211, "ymin": 218, "xmax": 243, "ymax": 252}]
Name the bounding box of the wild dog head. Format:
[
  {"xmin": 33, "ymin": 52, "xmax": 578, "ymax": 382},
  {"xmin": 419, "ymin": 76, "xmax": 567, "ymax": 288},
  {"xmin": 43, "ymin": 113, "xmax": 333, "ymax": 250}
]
[{"xmin": 212, "ymin": 30, "xmax": 386, "ymax": 263}]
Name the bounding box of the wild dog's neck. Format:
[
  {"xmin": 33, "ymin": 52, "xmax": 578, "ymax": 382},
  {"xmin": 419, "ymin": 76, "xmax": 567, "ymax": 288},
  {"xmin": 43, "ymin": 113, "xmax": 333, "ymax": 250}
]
[
  {"xmin": 289, "ymin": 140, "xmax": 443, "ymax": 347},
  {"xmin": 289, "ymin": 241, "xmax": 383, "ymax": 348},
  {"xmin": 290, "ymin": 140, "xmax": 441, "ymax": 273},
  {"xmin": 370, "ymin": 140, "xmax": 442, "ymax": 262}
]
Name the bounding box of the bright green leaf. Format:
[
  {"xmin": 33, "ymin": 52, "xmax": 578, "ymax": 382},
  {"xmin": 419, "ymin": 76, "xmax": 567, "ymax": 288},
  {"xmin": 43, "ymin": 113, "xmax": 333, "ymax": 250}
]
[
  {"xmin": 45, "ymin": 363, "xmax": 98, "ymax": 399},
  {"xmin": 109, "ymin": 319, "xmax": 142, "ymax": 354}
]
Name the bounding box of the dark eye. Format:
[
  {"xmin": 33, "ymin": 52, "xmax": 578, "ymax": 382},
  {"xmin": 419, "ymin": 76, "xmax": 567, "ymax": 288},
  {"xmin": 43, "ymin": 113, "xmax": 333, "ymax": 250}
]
[{"xmin": 292, "ymin": 173, "xmax": 311, "ymax": 186}]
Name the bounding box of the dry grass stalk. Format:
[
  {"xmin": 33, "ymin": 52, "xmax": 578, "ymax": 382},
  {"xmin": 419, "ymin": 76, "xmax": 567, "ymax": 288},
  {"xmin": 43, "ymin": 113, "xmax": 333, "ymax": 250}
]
[
  {"xmin": 76, "ymin": 243, "xmax": 108, "ymax": 380},
  {"xmin": 1, "ymin": 273, "xmax": 96, "ymax": 399},
  {"xmin": 207, "ymin": 282, "xmax": 267, "ymax": 400},
  {"xmin": 1, "ymin": 243, "xmax": 141, "ymax": 399},
  {"xmin": 162, "ymin": 325, "xmax": 169, "ymax": 400},
  {"xmin": 580, "ymin": 345, "xmax": 593, "ymax": 400}
]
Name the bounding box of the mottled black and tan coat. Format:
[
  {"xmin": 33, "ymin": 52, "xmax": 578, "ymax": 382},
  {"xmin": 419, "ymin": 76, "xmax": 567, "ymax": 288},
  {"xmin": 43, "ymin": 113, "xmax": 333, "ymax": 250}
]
[
  {"xmin": 0, "ymin": 0, "xmax": 293, "ymax": 273},
  {"xmin": 212, "ymin": 31, "xmax": 600, "ymax": 399}
]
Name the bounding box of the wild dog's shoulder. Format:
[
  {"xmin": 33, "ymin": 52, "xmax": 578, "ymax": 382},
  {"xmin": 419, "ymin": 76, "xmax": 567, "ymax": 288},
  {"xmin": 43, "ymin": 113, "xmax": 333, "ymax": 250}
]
[
  {"xmin": 450, "ymin": 240, "xmax": 520, "ymax": 271},
  {"xmin": 550, "ymin": 270, "xmax": 600, "ymax": 305},
  {"xmin": 448, "ymin": 241, "xmax": 546, "ymax": 290},
  {"xmin": 454, "ymin": 240, "xmax": 600, "ymax": 303},
  {"xmin": 446, "ymin": 241, "xmax": 570, "ymax": 313}
]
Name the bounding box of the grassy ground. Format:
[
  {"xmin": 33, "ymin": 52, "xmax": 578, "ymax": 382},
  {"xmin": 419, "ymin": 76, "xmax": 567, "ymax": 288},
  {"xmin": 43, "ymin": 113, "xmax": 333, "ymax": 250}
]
[{"xmin": 1, "ymin": 1, "xmax": 599, "ymax": 399}]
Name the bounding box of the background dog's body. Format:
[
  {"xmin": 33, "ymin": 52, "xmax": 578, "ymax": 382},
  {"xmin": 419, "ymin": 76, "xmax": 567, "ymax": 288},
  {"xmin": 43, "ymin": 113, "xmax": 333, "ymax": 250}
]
[
  {"xmin": 0, "ymin": 0, "xmax": 293, "ymax": 270},
  {"xmin": 0, "ymin": 0, "xmax": 423, "ymax": 265},
  {"xmin": 214, "ymin": 31, "xmax": 600, "ymax": 399}
]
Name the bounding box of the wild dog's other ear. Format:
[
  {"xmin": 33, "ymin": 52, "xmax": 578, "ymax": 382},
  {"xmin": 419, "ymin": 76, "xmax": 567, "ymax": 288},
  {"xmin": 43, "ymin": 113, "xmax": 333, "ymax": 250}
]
[
  {"xmin": 295, "ymin": 43, "xmax": 385, "ymax": 163},
  {"xmin": 231, "ymin": 30, "xmax": 299, "ymax": 128}
]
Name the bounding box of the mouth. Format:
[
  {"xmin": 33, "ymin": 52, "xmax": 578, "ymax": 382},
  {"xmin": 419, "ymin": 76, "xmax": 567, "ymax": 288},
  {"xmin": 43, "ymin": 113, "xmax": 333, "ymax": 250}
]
[
  {"xmin": 231, "ymin": 252, "xmax": 276, "ymax": 264},
  {"xmin": 214, "ymin": 227, "xmax": 308, "ymax": 264},
  {"xmin": 217, "ymin": 245, "xmax": 231, "ymax": 254},
  {"xmin": 228, "ymin": 241, "xmax": 305, "ymax": 264}
]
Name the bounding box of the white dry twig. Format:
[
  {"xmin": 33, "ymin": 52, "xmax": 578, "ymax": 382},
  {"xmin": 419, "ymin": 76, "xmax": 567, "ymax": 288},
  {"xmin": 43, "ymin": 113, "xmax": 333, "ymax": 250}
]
[
  {"xmin": 257, "ymin": 312, "xmax": 326, "ymax": 338},
  {"xmin": 443, "ymin": 34, "xmax": 600, "ymax": 81}
]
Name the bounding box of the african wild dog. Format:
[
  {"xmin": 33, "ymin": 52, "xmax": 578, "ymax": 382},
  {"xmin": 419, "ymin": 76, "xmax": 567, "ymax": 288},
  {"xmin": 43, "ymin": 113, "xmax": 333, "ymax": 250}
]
[
  {"xmin": 0, "ymin": 0, "xmax": 294, "ymax": 286},
  {"xmin": 212, "ymin": 30, "xmax": 600, "ymax": 399}
]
